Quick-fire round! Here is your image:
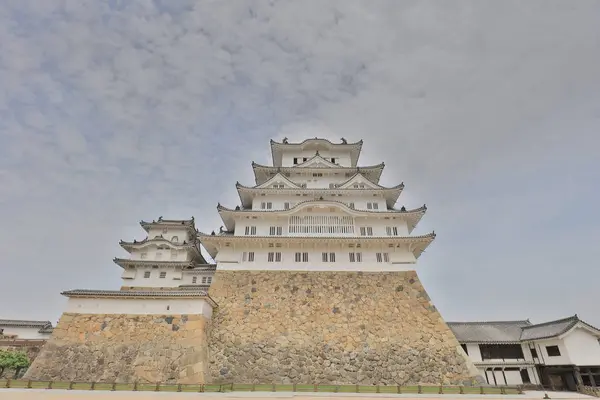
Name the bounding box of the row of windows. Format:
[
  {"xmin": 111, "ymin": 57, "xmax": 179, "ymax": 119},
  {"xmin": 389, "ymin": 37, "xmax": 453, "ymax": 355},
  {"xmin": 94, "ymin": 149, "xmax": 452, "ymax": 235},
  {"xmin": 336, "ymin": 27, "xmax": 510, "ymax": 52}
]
[
  {"xmin": 141, "ymin": 270, "xmax": 212, "ymax": 284},
  {"xmin": 254, "ymin": 201, "xmax": 384, "ymax": 211},
  {"xmin": 241, "ymin": 251, "xmax": 390, "ymax": 263},
  {"xmin": 243, "ymin": 225, "xmax": 401, "ymax": 236},
  {"xmin": 140, "ymin": 250, "xmax": 181, "ymax": 260}
]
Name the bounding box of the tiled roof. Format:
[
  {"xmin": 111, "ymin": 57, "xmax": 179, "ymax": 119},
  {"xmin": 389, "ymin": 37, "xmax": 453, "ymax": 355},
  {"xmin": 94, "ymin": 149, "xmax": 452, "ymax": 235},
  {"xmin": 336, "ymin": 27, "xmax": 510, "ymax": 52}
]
[
  {"xmin": 520, "ymin": 315, "xmax": 587, "ymax": 341},
  {"xmin": 62, "ymin": 289, "xmax": 217, "ymax": 307},
  {"xmin": 449, "ymin": 315, "xmax": 600, "ymax": 343},
  {"xmin": 447, "ymin": 320, "xmax": 532, "ymax": 343},
  {"xmin": 0, "ymin": 319, "xmax": 54, "ymax": 333}
]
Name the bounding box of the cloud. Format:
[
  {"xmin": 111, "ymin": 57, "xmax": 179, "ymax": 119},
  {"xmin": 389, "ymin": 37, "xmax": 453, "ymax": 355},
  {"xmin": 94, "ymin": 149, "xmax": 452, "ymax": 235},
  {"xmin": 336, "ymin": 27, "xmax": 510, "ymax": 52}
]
[{"xmin": 0, "ymin": 0, "xmax": 599, "ymax": 326}]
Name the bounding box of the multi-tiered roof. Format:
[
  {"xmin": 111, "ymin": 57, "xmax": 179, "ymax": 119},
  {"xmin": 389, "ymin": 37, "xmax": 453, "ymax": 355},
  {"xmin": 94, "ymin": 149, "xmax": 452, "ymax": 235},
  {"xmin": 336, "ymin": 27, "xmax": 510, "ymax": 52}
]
[{"xmin": 198, "ymin": 137, "xmax": 435, "ymax": 268}]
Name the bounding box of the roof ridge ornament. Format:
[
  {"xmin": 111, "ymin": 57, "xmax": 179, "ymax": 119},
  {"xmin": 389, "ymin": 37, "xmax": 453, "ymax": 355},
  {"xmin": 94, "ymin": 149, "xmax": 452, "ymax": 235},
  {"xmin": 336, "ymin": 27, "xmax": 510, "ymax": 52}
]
[
  {"xmin": 282, "ymin": 137, "xmax": 288, "ymax": 144},
  {"xmin": 341, "ymin": 137, "xmax": 347, "ymax": 144}
]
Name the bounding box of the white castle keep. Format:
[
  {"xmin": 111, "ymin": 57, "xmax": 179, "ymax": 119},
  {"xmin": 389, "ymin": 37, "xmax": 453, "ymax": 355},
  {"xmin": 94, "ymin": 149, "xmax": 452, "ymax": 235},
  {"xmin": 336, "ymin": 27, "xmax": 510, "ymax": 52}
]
[{"xmin": 199, "ymin": 137, "xmax": 433, "ymax": 272}]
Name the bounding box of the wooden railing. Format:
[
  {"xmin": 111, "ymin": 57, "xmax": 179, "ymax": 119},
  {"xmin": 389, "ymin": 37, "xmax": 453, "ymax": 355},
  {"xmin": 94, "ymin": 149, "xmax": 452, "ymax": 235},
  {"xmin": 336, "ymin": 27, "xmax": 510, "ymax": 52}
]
[{"xmin": 0, "ymin": 379, "xmax": 525, "ymax": 394}]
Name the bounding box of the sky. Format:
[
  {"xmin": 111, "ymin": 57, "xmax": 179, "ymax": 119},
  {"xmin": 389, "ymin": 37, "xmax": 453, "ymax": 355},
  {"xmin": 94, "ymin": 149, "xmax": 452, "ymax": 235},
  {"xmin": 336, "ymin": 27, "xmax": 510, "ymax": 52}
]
[{"xmin": 1, "ymin": 0, "xmax": 599, "ymax": 327}]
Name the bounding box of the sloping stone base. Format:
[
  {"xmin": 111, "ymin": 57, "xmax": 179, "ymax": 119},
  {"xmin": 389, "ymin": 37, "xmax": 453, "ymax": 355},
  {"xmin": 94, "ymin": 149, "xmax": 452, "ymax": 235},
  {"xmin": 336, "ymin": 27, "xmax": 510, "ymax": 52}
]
[
  {"xmin": 208, "ymin": 270, "xmax": 481, "ymax": 385},
  {"xmin": 24, "ymin": 313, "xmax": 209, "ymax": 384}
]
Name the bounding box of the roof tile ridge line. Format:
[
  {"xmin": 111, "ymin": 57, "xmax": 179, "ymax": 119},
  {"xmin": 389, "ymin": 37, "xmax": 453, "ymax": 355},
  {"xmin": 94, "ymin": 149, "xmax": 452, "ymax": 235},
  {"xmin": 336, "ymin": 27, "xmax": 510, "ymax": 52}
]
[
  {"xmin": 199, "ymin": 231, "xmax": 435, "ymax": 239},
  {"xmin": 337, "ymin": 171, "xmax": 403, "ymax": 189},
  {"xmin": 270, "ymin": 138, "xmax": 363, "ymax": 146},
  {"xmin": 236, "ymin": 181, "xmax": 403, "ymax": 191},
  {"xmin": 0, "ymin": 319, "xmax": 52, "ymax": 325},
  {"xmin": 521, "ymin": 314, "xmax": 580, "ymax": 329},
  {"xmin": 217, "ymin": 199, "xmax": 426, "ymax": 214},
  {"xmin": 251, "ymin": 161, "xmax": 385, "ymax": 169},
  {"xmin": 447, "ymin": 319, "xmax": 532, "ymax": 325}
]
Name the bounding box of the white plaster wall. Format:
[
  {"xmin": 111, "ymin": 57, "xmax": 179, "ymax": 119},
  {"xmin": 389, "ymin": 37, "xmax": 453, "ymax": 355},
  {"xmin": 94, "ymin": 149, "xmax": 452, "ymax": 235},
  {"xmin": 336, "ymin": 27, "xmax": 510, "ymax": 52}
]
[
  {"xmin": 234, "ymin": 211, "xmax": 410, "ymax": 237},
  {"xmin": 0, "ymin": 326, "xmax": 50, "ymax": 340},
  {"xmin": 250, "ymin": 193, "xmax": 389, "ymax": 212},
  {"xmin": 562, "ymin": 327, "xmax": 600, "ymax": 366},
  {"xmin": 129, "ymin": 247, "xmax": 192, "ymax": 262},
  {"xmin": 281, "ymin": 149, "xmax": 351, "ymax": 167},
  {"xmin": 533, "ymin": 338, "xmax": 572, "ymax": 365},
  {"xmin": 215, "ymin": 245, "xmax": 416, "ymax": 272},
  {"xmin": 65, "ymin": 297, "xmax": 213, "ymax": 318},
  {"xmin": 146, "ymin": 226, "xmax": 193, "ymax": 243},
  {"xmin": 121, "ymin": 266, "xmax": 214, "ymax": 288},
  {"xmin": 465, "ymin": 343, "xmax": 483, "ymax": 362}
]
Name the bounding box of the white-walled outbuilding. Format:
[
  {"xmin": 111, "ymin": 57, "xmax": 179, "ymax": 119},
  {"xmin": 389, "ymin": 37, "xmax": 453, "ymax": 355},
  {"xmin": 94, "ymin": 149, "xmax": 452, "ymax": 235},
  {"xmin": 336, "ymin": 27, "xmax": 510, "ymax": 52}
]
[
  {"xmin": 0, "ymin": 319, "xmax": 54, "ymax": 340},
  {"xmin": 449, "ymin": 315, "xmax": 600, "ymax": 391}
]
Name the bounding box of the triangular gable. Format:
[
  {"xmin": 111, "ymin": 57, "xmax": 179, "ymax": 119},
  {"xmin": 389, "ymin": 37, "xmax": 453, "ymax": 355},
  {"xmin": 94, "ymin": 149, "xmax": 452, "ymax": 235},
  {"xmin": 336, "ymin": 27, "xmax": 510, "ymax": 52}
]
[
  {"xmin": 337, "ymin": 173, "xmax": 382, "ymax": 189},
  {"xmin": 560, "ymin": 321, "xmax": 600, "ymax": 339},
  {"xmin": 295, "ymin": 155, "xmax": 338, "ymax": 168},
  {"xmin": 256, "ymin": 173, "xmax": 301, "ymax": 189}
]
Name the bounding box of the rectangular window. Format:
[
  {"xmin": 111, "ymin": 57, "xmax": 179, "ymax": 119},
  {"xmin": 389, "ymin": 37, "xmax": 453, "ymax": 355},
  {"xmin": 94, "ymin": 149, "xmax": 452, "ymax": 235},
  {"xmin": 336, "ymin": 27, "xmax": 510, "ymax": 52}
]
[
  {"xmin": 275, "ymin": 252, "xmax": 281, "ymax": 262},
  {"xmin": 349, "ymin": 252, "xmax": 356, "ymax": 262},
  {"xmin": 267, "ymin": 202, "xmax": 272, "ymax": 209},
  {"xmin": 303, "ymin": 157, "xmax": 308, "ymax": 162},
  {"xmin": 479, "ymin": 344, "xmax": 525, "ymax": 360},
  {"xmin": 367, "ymin": 202, "xmax": 373, "ymax": 210},
  {"xmin": 367, "ymin": 227, "xmax": 373, "ymax": 236},
  {"xmin": 202, "ymin": 276, "xmax": 207, "ymax": 284},
  {"xmin": 356, "ymin": 252, "xmax": 362, "ymax": 262},
  {"xmin": 330, "ymin": 252, "xmax": 335, "ymax": 262},
  {"xmin": 261, "ymin": 202, "xmax": 266, "ymax": 209},
  {"xmin": 331, "ymin": 158, "xmax": 336, "ymax": 164},
  {"xmin": 295, "ymin": 252, "xmax": 301, "ymax": 262},
  {"xmin": 143, "ymin": 271, "xmax": 151, "ymax": 278},
  {"xmin": 248, "ymin": 252, "xmax": 254, "ymax": 262},
  {"xmin": 360, "ymin": 227, "xmax": 366, "ymax": 236},
  {"xmin": 207, "ymin": 276, "xmax": 212, "ymax": 284},
  {"xmin": 269, "ymin": 226, "xmax": 276, "ymax": 235},
  {"xmin": 373, "ymin": 202, "xmax": 379, "ymax": 210},
  {"xmin": 329, "ymin": 183, "xmax": 336, "ymax": 188},
  {"xmin": 302, "ymin": 252, "xmax": 308, "ymax": 262},
  {"xmin": 192, "ymin": 276, "xmax": 197, "ymax": 284},
  {"xmin": 293, "ymin": 157, "xmax": 298, "ymax": 164},
  {"xmin": 383, "ymin": 253, "xmax": 389, "ymax": 262},
  {"xmin": 159, "ymin": 271, "xmax": 167, "ymax": 279},
  {"xmin": 312, "ymin": 173, "xmax": 323, "ymax": 177},
  {"xmin": 284, "ymin": 202, "xmax": 290, "ymax": 210},
  {"xmin": 268, "ymin": 252, "xmax": 274, "ymax": 262},
  {"xmin": 349, "ymin": 202, "xmax": 355, "ymax": 209},
  {"xmin": 461, "ymin": 344, "xmax": 468, "ymax": 355},
  {"xmin": 546, "ymin": 345, "xmax": 561, "ymax": 357},
  {"xmin": 386, "ymin": 226, "xmax": 399, "ymax": 236},
  {"xmin": 322, "ymin": 252, "xmax": 328, "ymax": 262},
  {"xmin": 376, "ymin": 253, "xmax": 382, "ymax": 262}
]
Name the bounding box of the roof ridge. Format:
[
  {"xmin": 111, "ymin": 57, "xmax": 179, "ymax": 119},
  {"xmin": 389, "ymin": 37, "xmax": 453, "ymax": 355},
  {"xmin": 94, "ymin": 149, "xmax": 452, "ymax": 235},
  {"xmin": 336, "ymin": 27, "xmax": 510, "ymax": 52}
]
[{"xmin": 522, "ymin": 315, "xmax": 579, "ymax": 329}]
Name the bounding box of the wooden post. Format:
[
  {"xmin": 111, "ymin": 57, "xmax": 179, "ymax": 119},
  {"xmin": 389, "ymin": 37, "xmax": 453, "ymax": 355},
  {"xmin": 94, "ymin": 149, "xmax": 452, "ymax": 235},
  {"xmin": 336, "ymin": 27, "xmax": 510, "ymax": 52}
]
[
  {"xmin": 517, "ymin": 385, "xmax": 523, "ymax": 394},
  {"xmin": 460, "ymin": 385, "xmax": 464, "ymax": 394},
  {"xmin": 90, "ymin": 382, "xmax": 95, "ymax": 391},
  {"xmin": 439, "ymin": 384, "xmax": 443, "ymax": 394},
  {"xmin": 480, "ymin": 385, "xmax": 484, "ymax": 394},
  {"xmin": 418, "ymin": 384, "xmax": 422, "ymax": 394},
  {"xmin": 68, "ymin": 381, "xmax": 74, "ymax": 390},
  {"xmin": 314, "ymin": 384, "xmax": 318, "ymax": 392},
  {"xmin": 111, "ymin": 382, "xmax": 116, "ymax": 391},
  {"xmin": 5, "ymin": 379, "xmax": 10, "ymax": 389},
  {"xmin": 272, "ymin": 383, "xmax": 276, "ymax": 392},
  {"xmin": 231, "ymin": 382, "xmax": 234, "ymax": 392},
  {"xmin": 198, "ymin": 384, "xmax": 205, "ymax": 393},
  {"xmin": 251, "ymin": 384, "xmax": 255, "ymax": 392},
  {"xmin": 376, "ymin": 385, "xmax": 380, "ymax": 393},
  {"xmin": 356, "ymin": 384, "xmax": 359, "ymax": 393},
  {"xmin": 177, "ymin": 383, "xmax": 182, "ymax": 392},
  {"xmin": 397, "ymin": 385, "xmax": 401, "ymax": 394},
  {"xmin": 501, "ymin": 386, "xmax": 506, "ymax": 394},
  {"xmin": 47, "ymin": 381, "xmax": 52, "ymax": 389},
  {"xmin": 293, "ymin": 383, "xmax": 297, "ymax": 392},
  {"xmin": 155, "ymin": 382, "xmax": 160, "ymax": 392},
  {"xmin": 27, "ymin": 380, "xmax": 32, "ymax": 389},
  {"xmin": 334, "ymin": 385, "xmax": 339, "ymax": 393},
  {"xmin": 133, "ymin": 381, "xmax": 138, "ymax": 391}
]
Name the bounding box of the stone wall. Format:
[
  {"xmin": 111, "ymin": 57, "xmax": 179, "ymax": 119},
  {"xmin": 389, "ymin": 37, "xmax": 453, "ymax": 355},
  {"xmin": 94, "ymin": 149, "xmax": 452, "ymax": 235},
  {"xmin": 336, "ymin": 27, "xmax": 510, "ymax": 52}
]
[
  {"xmin": 0, "ymin": 339, "xmax": 47, "ymax": 378},
  {"xmin": 24, "ymin": 313, "xmax": 209, "ymax": 384},
  {"xmin": 208, "ymin": 270, "xmax": 482, "ymax": 385}
]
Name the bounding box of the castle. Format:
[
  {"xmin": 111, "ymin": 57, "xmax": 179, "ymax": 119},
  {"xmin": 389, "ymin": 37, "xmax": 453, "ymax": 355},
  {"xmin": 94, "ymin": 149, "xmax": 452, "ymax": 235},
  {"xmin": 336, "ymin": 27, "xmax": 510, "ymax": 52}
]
[{"xmin": 24, "ymin": 137, "xmax": 481, "ymax": 385}]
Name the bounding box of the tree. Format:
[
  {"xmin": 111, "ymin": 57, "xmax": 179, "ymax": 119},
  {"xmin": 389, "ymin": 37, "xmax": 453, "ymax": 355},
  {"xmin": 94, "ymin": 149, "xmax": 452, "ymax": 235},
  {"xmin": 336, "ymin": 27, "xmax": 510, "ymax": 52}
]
[{"xmin": 0, "ymin": 350, "xmax": 30, "ymax": 378}]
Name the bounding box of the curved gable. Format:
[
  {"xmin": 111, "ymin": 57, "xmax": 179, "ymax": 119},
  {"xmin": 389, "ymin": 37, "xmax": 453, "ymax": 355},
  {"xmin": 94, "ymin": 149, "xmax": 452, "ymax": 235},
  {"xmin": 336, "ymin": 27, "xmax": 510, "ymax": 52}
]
[
  {"xmin": 256, "ymin": 173, "xmax": 301, "ymax": 189},
  {"xmin": 295, "ymin": 154, "xmax": 338, "ymax": 168},
  {"xmin": 337, "ymin": 173, "xmax": 382, "ymax": 189}
]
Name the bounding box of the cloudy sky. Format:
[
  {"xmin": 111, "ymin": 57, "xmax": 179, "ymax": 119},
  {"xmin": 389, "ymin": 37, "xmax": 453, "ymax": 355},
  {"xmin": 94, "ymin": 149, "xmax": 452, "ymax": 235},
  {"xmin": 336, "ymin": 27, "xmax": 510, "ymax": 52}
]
[{"xmin": 1, "ymin": 0, "xmax": 599, "ymax": 327}]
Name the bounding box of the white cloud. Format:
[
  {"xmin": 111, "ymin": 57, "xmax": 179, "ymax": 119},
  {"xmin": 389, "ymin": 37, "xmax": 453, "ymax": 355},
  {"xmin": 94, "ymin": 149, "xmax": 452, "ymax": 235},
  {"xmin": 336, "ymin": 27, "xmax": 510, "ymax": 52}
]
[{"xmin": 0, "ymin": 0, "xmax": 599, "ymax": 325}]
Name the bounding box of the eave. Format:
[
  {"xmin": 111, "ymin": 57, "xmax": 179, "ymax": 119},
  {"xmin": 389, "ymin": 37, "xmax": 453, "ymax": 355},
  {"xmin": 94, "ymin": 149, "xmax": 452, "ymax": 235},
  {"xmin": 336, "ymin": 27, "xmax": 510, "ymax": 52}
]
[
  {"xmin": 139, "ymin": 217, "xmax": 196, "ymax": 234},
  {"xmin": 270, "ymin": 138, "xmax": 363, "ymax": 167},
  {"xmin": 216, "ymin": 201, "xmax": 426, "ymax": 233},
  {"xmin": 113, "ymin": 258, "xmax": 209, "ymax": 269},
  {"xmin": 119, "ymin": 238, "xmax": 200, "ymax": 252},
  {"xmin": 251, "ymin": 162, "xmax": 385, "ymax": 185},
  {"xmin": 235, "ymin": 183, "xmax": 404, "ymax": 209},
  {"xmin": 198, "ymin": 231, "xmax": 435, "ymax": 260}
]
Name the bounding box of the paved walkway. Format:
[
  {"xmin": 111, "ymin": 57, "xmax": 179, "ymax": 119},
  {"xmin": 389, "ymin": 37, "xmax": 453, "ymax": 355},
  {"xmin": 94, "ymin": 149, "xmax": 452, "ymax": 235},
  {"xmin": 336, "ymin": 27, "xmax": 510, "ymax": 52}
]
[{"xmin": 0, "ymin": 390, "xmax": 595, "ymax": 400}]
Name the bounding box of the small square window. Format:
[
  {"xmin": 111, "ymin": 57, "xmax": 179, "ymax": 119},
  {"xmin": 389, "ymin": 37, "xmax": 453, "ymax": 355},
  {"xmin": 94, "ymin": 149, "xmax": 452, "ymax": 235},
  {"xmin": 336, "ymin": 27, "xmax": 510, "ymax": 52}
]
[
  {"xmin": 192, "ymin": 276, "xmax": 197, "ymax": 284},
  {"xmin": 159, "ymin": 271, "xmax": 167, "ymax": 279},
  {"xmin": 143, "ymin": 271, "xmax": 151, "ymax": 278},
  {"xmin": 546, "ymin": 345, "xmax": 561, "ymax": 357}
]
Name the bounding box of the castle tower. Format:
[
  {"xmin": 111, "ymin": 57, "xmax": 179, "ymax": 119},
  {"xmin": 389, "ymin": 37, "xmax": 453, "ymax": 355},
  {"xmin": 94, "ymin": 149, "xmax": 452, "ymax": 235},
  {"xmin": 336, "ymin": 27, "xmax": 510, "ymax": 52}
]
[
  {"xmin": 201, "ymin": 137, "xmax": 481, "ymax": 385},
  {"xmin": 24, "ymin": 218, "xmax": 216, "ymax": 384}
]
